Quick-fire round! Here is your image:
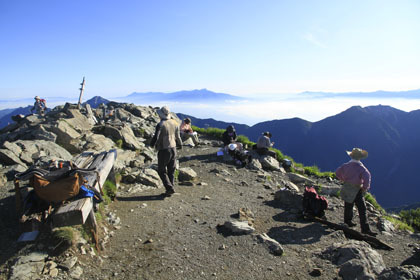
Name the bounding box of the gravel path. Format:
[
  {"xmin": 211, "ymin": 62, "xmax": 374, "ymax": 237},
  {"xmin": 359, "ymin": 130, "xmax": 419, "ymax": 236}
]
[{"xmin": 1, "ymin": 143, "xmax": 419, "ymax": 279}]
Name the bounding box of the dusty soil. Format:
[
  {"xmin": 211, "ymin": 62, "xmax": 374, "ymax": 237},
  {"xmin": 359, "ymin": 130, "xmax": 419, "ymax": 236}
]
[{"xmin": 1, "ymin": 140, "xmax": 420, "ymax": 279}]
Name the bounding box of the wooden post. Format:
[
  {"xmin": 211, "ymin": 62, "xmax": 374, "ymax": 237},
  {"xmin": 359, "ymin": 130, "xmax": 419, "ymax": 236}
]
[{"xmin": 77, "ymin": 77, "xmax": 86, "ymax": 109}]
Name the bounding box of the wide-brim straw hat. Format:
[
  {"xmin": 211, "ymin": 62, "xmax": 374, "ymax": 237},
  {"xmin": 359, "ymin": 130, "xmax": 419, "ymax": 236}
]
[
  {"xmin": 157, "ymin": 106, "xmax": 171, "ymax": 120},
  {"xmin": 346, "ymin": 148, "xmax": 368, "ymax": 160},
  {"xmin": 34, "ymin": 96, "xmax": 40, "ymax": 100}
]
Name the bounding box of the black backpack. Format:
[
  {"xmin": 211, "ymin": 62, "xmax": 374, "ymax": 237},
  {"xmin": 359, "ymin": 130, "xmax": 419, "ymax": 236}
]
[
  {"xmin": 302, "ymin": 186, "xmax": 328, "ymax": 218},
  {"xmin": 228, "ymin": 149, "xmax": 252, "ymax": 167}
]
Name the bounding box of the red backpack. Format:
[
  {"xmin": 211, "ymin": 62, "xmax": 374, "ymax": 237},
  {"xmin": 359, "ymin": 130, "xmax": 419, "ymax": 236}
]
[{"xmin": 302, "ymin": 186, "xmax": 328, "ymax": 218}]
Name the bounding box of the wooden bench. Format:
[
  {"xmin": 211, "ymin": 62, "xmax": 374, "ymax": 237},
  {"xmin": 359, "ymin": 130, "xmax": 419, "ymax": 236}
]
[{"xmin": 52, "ymin": 149, "xmax": 117, "ymax": 228}]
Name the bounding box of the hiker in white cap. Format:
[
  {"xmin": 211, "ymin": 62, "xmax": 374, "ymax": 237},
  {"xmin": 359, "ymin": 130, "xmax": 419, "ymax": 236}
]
[
  {"xmin": 30, "ymin": 96, "xmax": 47, "ymax": 115},
  {"xmin": 150, "ymin": 106, "xmax": 183, "ymax": 197},
  {"xmin": 336, "ymin": 148, "xmax": 377, "ymax": 236}
]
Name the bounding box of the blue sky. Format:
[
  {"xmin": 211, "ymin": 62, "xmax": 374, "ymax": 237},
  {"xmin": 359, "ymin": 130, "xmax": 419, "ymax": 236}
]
[{"xmin": 1, "ymin": 0, "xmax": 420, "ymax": 118}]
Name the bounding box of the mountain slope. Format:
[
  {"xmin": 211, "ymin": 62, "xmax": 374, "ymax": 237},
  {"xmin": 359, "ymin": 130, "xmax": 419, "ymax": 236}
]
[{"xmin": 186, "ymin": 105, "xmax": 420, "ymax": 208}]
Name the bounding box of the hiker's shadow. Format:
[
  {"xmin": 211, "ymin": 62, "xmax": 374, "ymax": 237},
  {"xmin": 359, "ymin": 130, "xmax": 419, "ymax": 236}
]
[
  {"xmin": 0, "ymin": 195, "xmax": 24, "ymax": 267},
  {"xmin": 179, "ymin": 153, "xmax": 216, "ymax": 164},
  {"xmin": 116, "ymin": 195, "xmax": 164, "ymax": 202},
  {"xmin": 267, "ymin": 223, "xmax": 327, "ymax": 245}
]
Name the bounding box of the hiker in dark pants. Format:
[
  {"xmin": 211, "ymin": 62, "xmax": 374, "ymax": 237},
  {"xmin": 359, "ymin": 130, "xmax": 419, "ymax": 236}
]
[
  {"xmin": 150, "ymin": 106, "xmax": 182, "ymax": 197},
  {"xmin": 336, "ymin": 148, "xmax": 377, "ymax": 236}
]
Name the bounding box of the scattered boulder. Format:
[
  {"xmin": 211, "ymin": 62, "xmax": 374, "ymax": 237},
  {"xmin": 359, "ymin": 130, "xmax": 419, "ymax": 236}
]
[
  {"xmin": 259, "ymin": 155, "xmax": 284, "ymax": 172},
  {"xmin": 10, "ymin": 252, "xmax": 48, "ymax": 280},
  {"xmin": 287, "ymin": 173, "xmax": 315, "ymax": 185},
  {"xmin": 274, "ymin": 188, "xmax": 303, "ymax": 210},
  {"xmin": 321, "ymin": 240, "xmax": 386, "ymax": 279},
  {"xmin": 222, "ymin": 220, "xmax": 255, "ymax": 235},
  {"xmin": 378, "ymin": 265, "xmax": 420, "ymax": 280},
  {"xmin": 178, "ymin": 167, "xmax": 197, "ymax": 182},
  {"xmin": 256, "ymin": 233, "xmax": 284, "ymax": 256},
  {"xmin": 137, "ymin": 168, "xmax": 163, "ymax": 188}
]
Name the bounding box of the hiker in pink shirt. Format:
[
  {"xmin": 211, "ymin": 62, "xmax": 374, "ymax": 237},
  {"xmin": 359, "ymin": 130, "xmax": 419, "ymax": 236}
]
[{"xmin": 336, "ymin": 148, "xmax": 377, "ymax": 236}]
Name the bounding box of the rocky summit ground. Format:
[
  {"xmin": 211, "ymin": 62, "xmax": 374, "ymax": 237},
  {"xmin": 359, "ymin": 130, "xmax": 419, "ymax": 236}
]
[{"xmin": 1, "ymin": 138, "xmax": 420, "ymax": 280}]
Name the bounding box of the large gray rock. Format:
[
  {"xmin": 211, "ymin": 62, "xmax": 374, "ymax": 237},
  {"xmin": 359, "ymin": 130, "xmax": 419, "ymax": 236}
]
[
  {"xmin": 178, "ymin": 167, "xmax": 197, "ymax": 182},
  {"xmin": 274, "ymin": 188, "xmax": 302, "ymax": 210},
  {"xmin": 16, "ymin": 140, "xmax": 73, "ymax": 164},
  {"xmin": 136, "ymin": 168, "xmax": 163, "ymax": 188},
  {"xmin": 64, "ymin": 109, "xmax": 94, "ymax": 132},
  {"xmin": 322, "ymin": 240, "xmax": 386, "ymax": 280},
  {"xmin": 0, "ymin": 148, "xmax": 26, "ymax": 166},
  {"xmin": 114, "ymin": 149, "xmax": 138, "ymax": 171},
  {"xmin": 47, "ymin": 120, "xmax": 82, "ymax": 153},
  {"xmin": 259, "ymin": 155, "xmax": 284, "ymax": 172},
  {"xmin": 378, "ymin": 265, "xmax": 420, "ymax": 280},
  {"xmin": 31, "ymin": 125, "xmax": 57, "ymax": 142},
  {"xmin": 84, "ymin": 134, "xmax": 116, "ymax": 152},
  {"xmin": 120, "ymin": 125, "xmax": 144, "ymax": 151},
  {"xmin": 248, "ymin": 158, "xmax": 263, "ymax": 171}
]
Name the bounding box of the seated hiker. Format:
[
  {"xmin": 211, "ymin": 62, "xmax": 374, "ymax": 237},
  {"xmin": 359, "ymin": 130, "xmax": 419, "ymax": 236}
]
[
  {"xmin": 30, "ymin": 96, "xmax": 47, "ymax": 116},
  {"xmin": 180, "ymin": 118, "xmax": 199, "ymax": 146},
  {"xmin": 336, "ymin": 148, "xmax": 377, "ymax": 237},
  {"xmin": 222, "ymin": 125, "xmax": 243, "ymax": 150},
  {"xmin": 227, "ymin": 143, "xmax": 251, "ymax": 167},
  {"xmin": 256, "ymin": 131, "xmax": 277, "ymax": 158}
]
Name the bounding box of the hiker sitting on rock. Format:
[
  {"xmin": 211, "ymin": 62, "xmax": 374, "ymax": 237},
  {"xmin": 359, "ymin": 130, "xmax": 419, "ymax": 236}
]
[
  {"xmin": 222, "ymin": 125, "xmax": 243, "ymax": 151},
  {"xmin": 30, "ymin": 96, "xmax": 47, "ymax": 116},
  {"xmin": 256, "ymin": 131, "xmax": 277, "ymax": 158},
  {"xmin": 150, "ymin": 106, "xmax": 183, "ymax": 197},
  {"xmin": 335, "ymin": 148, "xmax": 377, "ymax": 237},
  {"xmin": 180, "ymin": 118, "xmax": 199, "ymax": 146}
]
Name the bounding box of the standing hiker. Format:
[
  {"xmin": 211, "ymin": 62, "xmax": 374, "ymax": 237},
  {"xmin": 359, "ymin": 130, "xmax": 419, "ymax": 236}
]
[
  {"xmin": 150, "ymin": 106, "xmax": 183, "ymax": 197},
  {"xmin": 335, "ymin": 148, "xmax": 377, "ymax": 236},
  {"xmin": 30, "ymin": 96, "xmax": 47, "ymax": 115}
]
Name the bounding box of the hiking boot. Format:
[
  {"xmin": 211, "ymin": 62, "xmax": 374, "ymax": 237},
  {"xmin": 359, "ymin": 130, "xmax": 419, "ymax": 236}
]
[
  {"xmin": 362, "ymin": 230, "xmax": 378, "ymax": 237},
  {"xmin": 345, "ymin": 221, "xmax": 357, "ymax": 228},
  {"xmin": 164, "ymin": 189, "xmax": 175, "ymax": 197}
]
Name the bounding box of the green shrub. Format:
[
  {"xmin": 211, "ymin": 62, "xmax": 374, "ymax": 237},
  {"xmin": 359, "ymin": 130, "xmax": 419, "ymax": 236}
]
[
  {"xmin": 399, "ymin": 208, "xmax": 420, "ymax": 231},
  {"xmin": 174, "ymin": 169, "xmax": 179, "ymax": 181},
  {"xmin": 364, "ymin": 192, "xmax": 385, "ymax": 214},
  {"xmin": 52, "ymin": 227, "xmax": 75, "ymax": 246},
  {"xmin": 115, "ymin": 139, "xmax": 123, "ymax": 149},
  {"xmin": 192, "ymin": 126, "xmax": 224, "ymax": 139},
  {"xmin": 103, "ymin": 180, "xmax": 117, "ymax": 204},
  {"xmin": 385, "ymin": 215, "xmax": 414, "ymax": 232}
]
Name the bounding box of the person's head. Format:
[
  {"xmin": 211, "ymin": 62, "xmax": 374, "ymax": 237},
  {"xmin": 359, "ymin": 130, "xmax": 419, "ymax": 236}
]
[
  {"xmin": 184, "ymin": 118, "xmax": 191, "ymax": 124},
  {"xmin": 263, "ymin": 131, "xmax": 272, "ymax": 138},
  {"xmin": 226, "ymin": 125, "xmax": 235, "ymax": 133},
  {"xmin": 346, "ymin": 148, "xmax": 368, "ymax": 160},
  {"xmin": 34, "ymin": 96, "xmax": 40, "ymax": 100},
  {"xmin": 157, "ymin": 106, "xmax": 171, "ymax": 120}
]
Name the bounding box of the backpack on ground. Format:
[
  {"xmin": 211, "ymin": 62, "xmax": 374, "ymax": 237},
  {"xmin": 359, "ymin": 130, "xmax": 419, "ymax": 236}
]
[
  {"xmin": 302, "ymin": 186, "xmax": 328, "ymax": 218},
  {"xmin": 228, "ymin": 149, "xmax": 252, "ymax": 167}
]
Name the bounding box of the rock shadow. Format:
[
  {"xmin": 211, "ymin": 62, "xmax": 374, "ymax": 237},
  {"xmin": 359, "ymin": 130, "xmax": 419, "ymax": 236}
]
[
  {"xmin": 267, "ymin": 223, "xmax": 327, "ymax": 245},
  {"xmin": 116, "ymin": 195, "xmax": 165, "ymax": 201},
  {"xmin": 179, "ymin": 153, "xmax": 216, "ymax": 164},
  {"xmin": 401, "ymin": 253, "xmax": 420, "ymax": 267}
]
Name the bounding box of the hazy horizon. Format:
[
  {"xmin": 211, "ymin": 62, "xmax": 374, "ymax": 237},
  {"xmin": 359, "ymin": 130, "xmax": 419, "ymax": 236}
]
[{"xmin": 2, "ymin": 89, "xmax": 420, "ymax": 125}]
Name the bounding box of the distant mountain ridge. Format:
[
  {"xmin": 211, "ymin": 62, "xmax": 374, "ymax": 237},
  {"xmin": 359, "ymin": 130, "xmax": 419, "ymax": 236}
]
[
  {"xmin": 300, "ymin": 88, "xmax": 420, "ymax": 99},
  {"xmin": 179, "ymin": 105, "xmax": 420, "ymax": 208},
  {"xmin": 127, "ymin": 89, "xmax": 245, "ymax": 102}
]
